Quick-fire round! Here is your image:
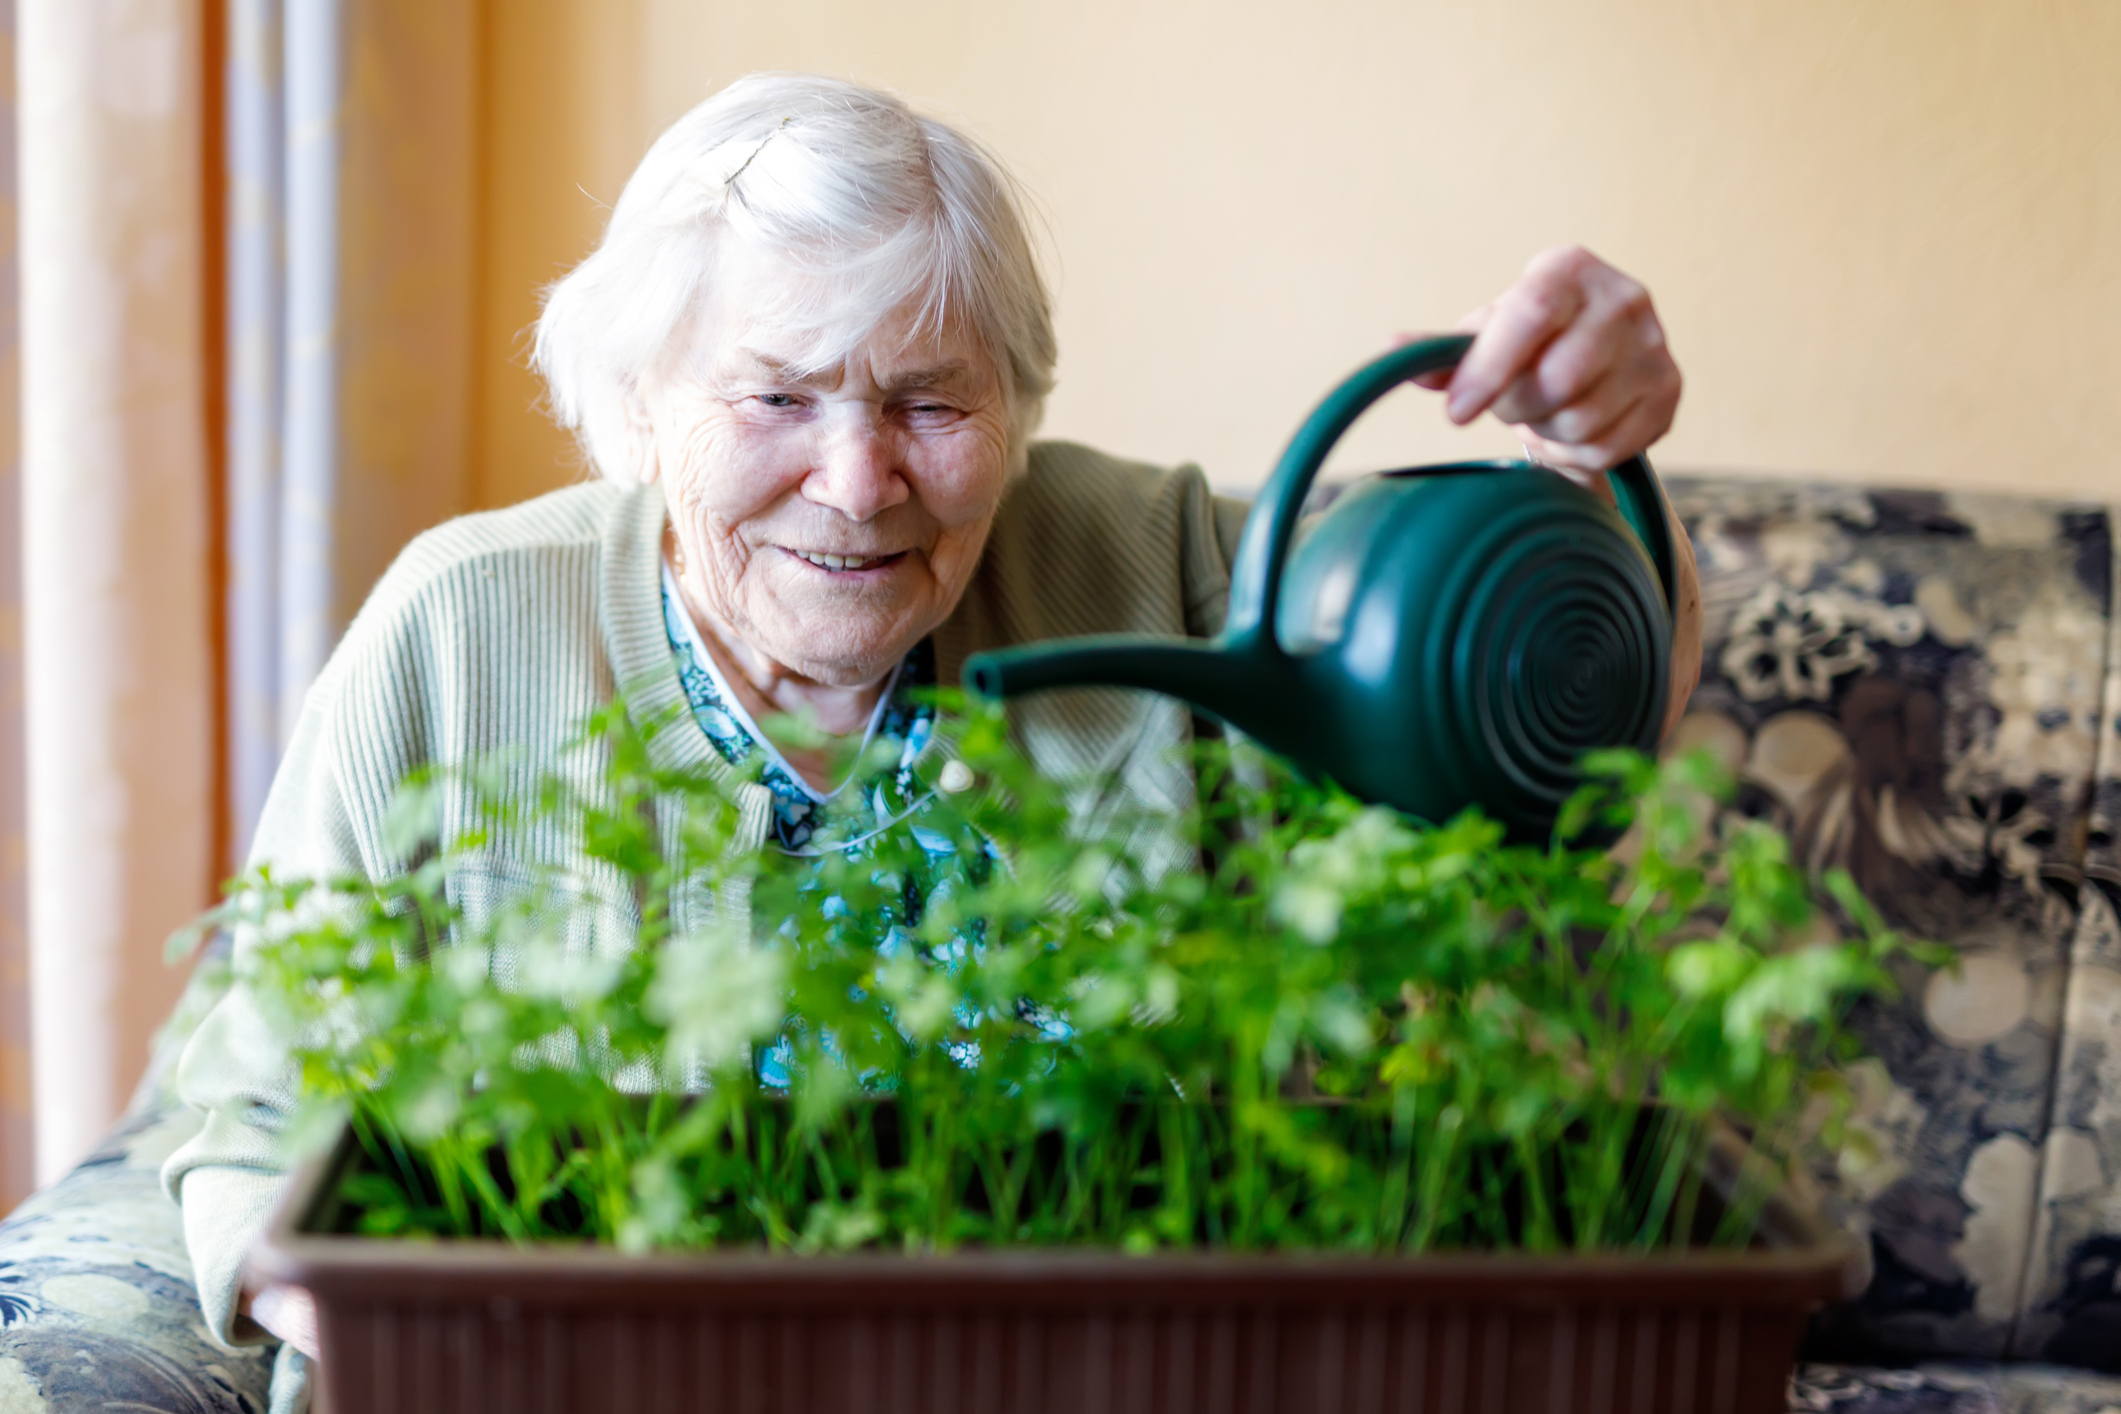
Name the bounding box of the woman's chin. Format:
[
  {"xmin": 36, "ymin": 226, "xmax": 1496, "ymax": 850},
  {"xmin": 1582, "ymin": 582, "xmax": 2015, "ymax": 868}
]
[
  {"xmin": 755, "ymin": 619, "xmax": 924, "ymax": 688},
  {"xmin": 749, "ymin": 582, "xmax": 940, "ymax": 684}
]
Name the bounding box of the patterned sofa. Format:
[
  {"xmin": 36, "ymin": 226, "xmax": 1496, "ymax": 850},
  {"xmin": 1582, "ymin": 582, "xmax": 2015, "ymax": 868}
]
[
  {"xmin": 2, "ymin": 473, "xmax": 2121, "ymax": 1412},
  {"xmin": 1676, "ymin": 477, "xmax": 2121, "ymax": 1409}
]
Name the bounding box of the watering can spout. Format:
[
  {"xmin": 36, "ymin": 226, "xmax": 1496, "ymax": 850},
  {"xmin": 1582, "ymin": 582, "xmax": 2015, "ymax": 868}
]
[{"xmin": 964, "ymin": 636, "xmax": 1291, "ymax": 747}]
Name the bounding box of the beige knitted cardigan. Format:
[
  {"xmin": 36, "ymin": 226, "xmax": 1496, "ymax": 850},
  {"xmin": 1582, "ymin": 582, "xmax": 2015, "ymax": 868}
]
[{"xmin": 162, "ymin": 441, "xmax": 1249, "ymax": 1374}]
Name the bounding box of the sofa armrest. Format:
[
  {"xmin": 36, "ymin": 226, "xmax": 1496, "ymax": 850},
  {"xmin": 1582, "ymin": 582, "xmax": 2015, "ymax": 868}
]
[{"xmin": 0, "ymin": 1096, "xmax": 276, "ymax": 1411}]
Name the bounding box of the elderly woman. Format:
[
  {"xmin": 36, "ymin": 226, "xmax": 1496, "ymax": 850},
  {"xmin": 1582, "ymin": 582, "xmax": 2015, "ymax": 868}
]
[{"xmin": 167, "ymin": 73, "xmax": 1701, "ymax": 1399}]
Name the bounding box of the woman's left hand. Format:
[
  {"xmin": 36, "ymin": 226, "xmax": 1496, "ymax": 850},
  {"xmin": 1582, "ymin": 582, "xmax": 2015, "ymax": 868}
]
[{"xmin": 1415, "ymin": 245, "xmax": 1682, "ymax": 479}]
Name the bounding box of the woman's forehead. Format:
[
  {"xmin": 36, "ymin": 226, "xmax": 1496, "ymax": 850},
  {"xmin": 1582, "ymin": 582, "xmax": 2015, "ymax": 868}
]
[
  {"xmin": 690, "ymin": 310, "xmax": 996, "ymax": 394},
  {"xmin": 674, "ymin": 237, "xmax": 999, "ymax": 391}
]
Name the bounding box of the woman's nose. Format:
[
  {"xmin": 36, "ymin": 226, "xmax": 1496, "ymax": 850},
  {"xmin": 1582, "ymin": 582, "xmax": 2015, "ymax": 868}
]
[{"xmin": 805, "ymin": 413, "xmax": 910, "ymax": 523}]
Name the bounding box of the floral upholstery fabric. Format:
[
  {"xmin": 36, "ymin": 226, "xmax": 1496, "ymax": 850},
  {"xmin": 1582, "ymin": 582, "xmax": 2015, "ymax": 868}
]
[
  {"xmin": 0, "ymin": 955, "xmax": 277, "ymax": 1413},
  {"xmin": 2027, "ymin": 603, "xmax": 2121, "ymax": 1368},
  {"xmin": 1664, "ymin": 477, "xmax": 2121, "ymax": 1381},
  {"xmin": 1792, "ymin": 1363, "xmax": 2121, "ymax": 1413}
]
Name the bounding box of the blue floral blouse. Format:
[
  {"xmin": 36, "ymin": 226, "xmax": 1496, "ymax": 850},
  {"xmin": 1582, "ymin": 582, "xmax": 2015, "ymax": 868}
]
[
  {"xmin": 661, "ymin": 566, "xmax": 988, "ymax": 1085},
  {"xmin": 659, "ymin": 564, "xmax": 944, "ymax": 857}
]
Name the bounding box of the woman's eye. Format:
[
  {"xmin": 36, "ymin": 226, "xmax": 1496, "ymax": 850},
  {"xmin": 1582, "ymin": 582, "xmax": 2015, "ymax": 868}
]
[{"xmin": 755, "ymin": 393, "xmax": 801, "ymax": 409}]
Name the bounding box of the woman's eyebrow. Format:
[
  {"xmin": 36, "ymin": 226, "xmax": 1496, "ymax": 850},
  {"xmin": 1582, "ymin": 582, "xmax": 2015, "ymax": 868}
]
[
  {"xmin": 880, "ymin": 360, "xmax": 971, "ymax": 393},
  {"xmin": 729, "ymin": 349, "xmax": 834, "ymax": 386},
  {"xmin": 723, "ymin": 350, "xmax": 969, "ymax": 393}
]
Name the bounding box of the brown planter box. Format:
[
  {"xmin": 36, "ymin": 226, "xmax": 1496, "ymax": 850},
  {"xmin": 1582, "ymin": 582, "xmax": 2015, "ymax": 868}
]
[{"xmin": 254, "ymin": 1129, "xmax": 1864, "ymax": 1414}]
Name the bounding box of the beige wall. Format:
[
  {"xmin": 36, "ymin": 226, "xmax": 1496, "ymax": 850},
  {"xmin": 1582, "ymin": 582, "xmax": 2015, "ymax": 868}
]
[
  {"xmin": 477, "ymin": 0, "xmax": 2121, "ymax": 506},
  {"xmin": 475, "ymin": 0, "xmax": 645, "ymax": 508}
]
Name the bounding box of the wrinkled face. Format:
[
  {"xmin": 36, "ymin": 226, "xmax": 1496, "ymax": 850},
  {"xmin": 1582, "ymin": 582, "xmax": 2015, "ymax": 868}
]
[{"xmin": 634, "ymin": 243, "xmax": 1013, "ymax": 688}]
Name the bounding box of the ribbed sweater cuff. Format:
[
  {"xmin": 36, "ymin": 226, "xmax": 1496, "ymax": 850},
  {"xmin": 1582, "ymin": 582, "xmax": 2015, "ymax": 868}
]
[{"xmin": 177, "ymin": 1164, "xmax": 290, "ymax": 1350}]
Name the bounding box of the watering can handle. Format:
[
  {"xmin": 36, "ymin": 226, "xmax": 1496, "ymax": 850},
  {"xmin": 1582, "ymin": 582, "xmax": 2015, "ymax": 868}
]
[{"xmin": 1221, "ymin": 335, "xmax": 1679, "ymax": 655}]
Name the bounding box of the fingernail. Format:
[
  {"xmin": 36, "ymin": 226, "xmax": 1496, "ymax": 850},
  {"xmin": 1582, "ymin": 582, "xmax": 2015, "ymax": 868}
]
[{"xmin": 1446, "ymin": 392, "xmax": 1473, "ymax": 422}]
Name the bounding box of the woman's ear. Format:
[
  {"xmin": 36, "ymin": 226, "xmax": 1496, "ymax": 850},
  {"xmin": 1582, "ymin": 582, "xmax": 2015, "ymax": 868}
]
[{"xmin": 622, "ymin": 381, "xmax": 659, "ymax": 486}]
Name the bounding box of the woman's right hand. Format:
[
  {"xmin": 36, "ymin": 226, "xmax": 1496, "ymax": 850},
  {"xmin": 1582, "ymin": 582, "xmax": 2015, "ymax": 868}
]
[
  {"xmin": 245, "ymin": 1282, "xmax": 321, "ymax": 1361},
  {"xmin": 1408, "ymin": 245, "xmax": 1682, "ymax": 475}
]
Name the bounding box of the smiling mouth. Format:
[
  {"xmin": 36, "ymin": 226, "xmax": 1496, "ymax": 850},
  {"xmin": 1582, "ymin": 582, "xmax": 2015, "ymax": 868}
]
[{"xmin": 784, "ymin": 548, "xmax": 906, "ymax": 573}]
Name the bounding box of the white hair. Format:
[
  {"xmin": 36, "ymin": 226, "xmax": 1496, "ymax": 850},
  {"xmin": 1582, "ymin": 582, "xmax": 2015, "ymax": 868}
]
[{"xmin": 535, "ymin": 73, "xmax": 1057, "ymax": 480}]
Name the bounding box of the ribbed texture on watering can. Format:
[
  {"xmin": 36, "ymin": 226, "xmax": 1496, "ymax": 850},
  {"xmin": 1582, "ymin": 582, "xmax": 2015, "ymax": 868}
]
[
  {"xmin": 1417, "ymin": 499, "xmax": 1668, "ymax": 838},
  {"xmin": 310, "ymin": 1298, "xmax": 1811, "ymax": 1414}
]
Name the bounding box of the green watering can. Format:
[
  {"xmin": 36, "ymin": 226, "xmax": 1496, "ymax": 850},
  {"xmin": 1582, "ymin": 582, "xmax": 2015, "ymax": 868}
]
[{"xmin": 962, "ymin": 334, "xmax": 1679, "ymax": 841}]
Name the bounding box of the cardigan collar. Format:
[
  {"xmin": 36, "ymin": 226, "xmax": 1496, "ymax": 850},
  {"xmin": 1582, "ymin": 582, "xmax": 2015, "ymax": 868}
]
[{"xmin": 597, "ymin": 477, "xmax": 731, "ymax": 788}]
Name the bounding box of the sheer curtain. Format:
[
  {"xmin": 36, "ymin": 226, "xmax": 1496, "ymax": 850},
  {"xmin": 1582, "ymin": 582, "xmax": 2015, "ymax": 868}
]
[
  {"xmin": 17, "ymin": 0, "xmax": 216, "ymax": 1188},
  {"xmin": 227, "ymin": 0, "xmax": 481, "ymax": 856},
  {"xmin": 0, "ymin": 0, "xmax": 26, "ymax": 1213},
  {"xmin": 6, "ymin": 0, "xmax": 481, "ymax": 1196}
]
